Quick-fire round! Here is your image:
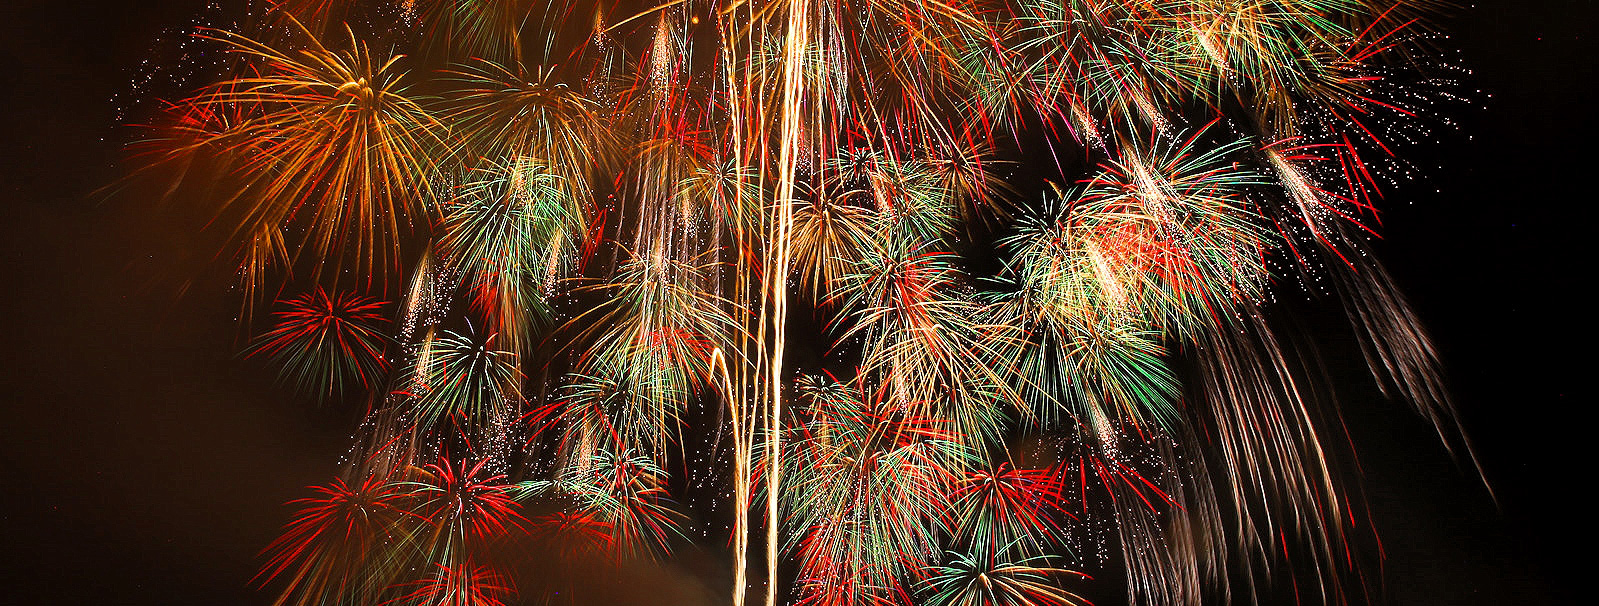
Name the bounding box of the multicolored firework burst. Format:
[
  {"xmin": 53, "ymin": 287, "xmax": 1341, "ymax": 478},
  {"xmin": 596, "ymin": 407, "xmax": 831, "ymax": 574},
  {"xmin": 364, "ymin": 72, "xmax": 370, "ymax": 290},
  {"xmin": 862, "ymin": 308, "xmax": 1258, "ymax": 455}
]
[
  {"xmin": 117, "ymin": 0, "xmax": 1485, "ymax": 604},
  {"xmin": 246, "ymin": 287, "xmax": 390, "ymax": 401}
]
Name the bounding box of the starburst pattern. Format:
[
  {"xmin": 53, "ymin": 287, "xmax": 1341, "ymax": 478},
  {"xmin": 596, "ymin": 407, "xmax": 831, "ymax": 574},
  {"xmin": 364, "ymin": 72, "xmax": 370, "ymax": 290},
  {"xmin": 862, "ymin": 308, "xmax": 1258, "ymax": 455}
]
[{"xmin": 246, "ymin": 287, "xmax": 389, "ymax": 401}]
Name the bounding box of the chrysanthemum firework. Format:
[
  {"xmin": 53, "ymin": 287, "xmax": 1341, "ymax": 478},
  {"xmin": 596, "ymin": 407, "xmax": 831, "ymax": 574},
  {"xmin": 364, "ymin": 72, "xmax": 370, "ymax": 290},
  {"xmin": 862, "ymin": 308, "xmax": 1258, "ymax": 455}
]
[{"xmin": 246, "ymin": 287, "xmax": 390, "ymax": 400}]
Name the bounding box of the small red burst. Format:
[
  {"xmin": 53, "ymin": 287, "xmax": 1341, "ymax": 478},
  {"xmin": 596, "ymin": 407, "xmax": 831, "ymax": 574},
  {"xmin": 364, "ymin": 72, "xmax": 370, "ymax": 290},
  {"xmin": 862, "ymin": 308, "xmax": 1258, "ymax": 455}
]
[
  {"xmin": 410, "ymin": 457, "xmax": 529, "ymax": 544},
  {"xmin": 247, "ymin": 287, "xmax": 389, "ymax": 400},
  {"xmin": 257, "ymin": 475, "xmax": 408, "ymax": 602}
]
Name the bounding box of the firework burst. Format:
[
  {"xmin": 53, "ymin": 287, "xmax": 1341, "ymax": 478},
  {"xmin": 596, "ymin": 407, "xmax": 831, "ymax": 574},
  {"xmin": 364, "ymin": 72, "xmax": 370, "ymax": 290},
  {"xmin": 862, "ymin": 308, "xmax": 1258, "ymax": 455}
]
[{"xmin": 246, "ymin": 287, "xmax": 389, "ymax": 401}]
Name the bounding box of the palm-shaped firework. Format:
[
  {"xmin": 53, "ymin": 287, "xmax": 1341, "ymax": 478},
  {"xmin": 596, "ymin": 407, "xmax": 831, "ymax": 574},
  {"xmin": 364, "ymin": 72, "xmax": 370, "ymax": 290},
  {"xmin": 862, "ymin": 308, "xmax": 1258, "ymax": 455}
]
[{"xmin": 120, "ymin": 0, "xmax": 1480, "ymax": 604}]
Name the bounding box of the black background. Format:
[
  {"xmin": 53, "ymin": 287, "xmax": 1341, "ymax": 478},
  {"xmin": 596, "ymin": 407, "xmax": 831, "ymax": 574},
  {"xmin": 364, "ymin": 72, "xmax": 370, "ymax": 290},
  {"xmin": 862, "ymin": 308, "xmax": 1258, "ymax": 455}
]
[{"xmin": 1, "ymin": 0, "xmax": 1588, "ymax": 603}]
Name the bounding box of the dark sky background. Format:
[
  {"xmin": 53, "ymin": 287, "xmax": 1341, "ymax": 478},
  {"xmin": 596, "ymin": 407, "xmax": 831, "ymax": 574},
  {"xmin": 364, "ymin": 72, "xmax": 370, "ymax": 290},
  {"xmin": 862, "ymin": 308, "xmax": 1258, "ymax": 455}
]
[{"xmin": 0, "ymin": 0, "xmax": 1589, "ymax": 604}]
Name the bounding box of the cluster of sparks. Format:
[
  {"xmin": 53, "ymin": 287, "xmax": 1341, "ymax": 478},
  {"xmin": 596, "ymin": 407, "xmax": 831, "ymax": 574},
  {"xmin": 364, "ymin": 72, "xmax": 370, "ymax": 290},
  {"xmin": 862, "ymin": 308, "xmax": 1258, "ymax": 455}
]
[{"xmin": 119, "ymin": 0, "xmax": 1481, "ymax": 604}]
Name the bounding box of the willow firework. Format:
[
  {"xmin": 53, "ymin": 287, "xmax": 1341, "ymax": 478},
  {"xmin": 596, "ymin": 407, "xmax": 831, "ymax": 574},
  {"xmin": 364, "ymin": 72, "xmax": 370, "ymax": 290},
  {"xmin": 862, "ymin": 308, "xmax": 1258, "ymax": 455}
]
[{"xmin": 118, "ymin": 0, "xmax": 1480, "ymax": 604}]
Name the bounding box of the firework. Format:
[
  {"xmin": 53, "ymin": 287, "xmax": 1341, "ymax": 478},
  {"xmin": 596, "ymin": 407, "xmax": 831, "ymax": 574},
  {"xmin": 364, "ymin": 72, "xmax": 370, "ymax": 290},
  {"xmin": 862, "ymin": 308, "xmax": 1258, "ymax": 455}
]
[
  {"xmin": 148, "ymin": 17, "xmax": 445, "ymax": 281},
  {"xmin": 518, "ymin": 446, "xmax": 684, "ymax": 559},
  {"xmin": 246, "ymin": 287, "xmax": 389, "ymax": 401},
  {"xmin": 119, "ymin": 1, "xmax": 1484, "ymax": 605},
  {"xmin": 409, "ymin": 327, "xmax": 522, "ymax": 430},
  {"xmin": 256, "ymin": 476, "xmax": 411, "ymax": 606},
  {"xmin": 921, "ymin": 548, "xmax": 1090, "ymax": 606},
  {"xmin": 388, "ymin": 562, "xmax": 514, "ymax": 606}
]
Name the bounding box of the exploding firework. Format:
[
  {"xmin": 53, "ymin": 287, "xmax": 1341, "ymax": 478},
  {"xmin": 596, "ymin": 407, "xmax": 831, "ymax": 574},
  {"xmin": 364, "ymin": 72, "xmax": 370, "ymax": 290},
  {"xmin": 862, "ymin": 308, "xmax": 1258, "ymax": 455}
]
[{"xmin": 246, "ymin": 287, "xmax": 390, "ymax": 401}]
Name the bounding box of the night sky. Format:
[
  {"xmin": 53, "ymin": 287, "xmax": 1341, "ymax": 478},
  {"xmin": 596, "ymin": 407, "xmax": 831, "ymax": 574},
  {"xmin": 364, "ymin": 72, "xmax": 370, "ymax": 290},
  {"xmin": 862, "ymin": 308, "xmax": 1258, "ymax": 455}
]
[{"xmin": 0, "ymin": 0, "xmax": 1589, "ymax": 604}]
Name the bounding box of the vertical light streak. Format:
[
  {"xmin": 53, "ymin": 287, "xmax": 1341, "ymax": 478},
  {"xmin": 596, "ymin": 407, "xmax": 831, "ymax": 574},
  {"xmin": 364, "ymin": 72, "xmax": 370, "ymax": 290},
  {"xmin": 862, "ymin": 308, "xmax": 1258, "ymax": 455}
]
[
  {"xmin": 761, "ymin": 0, "xmax": 812, "ymax": 604},
  {"xmin": 709, "ymin": 346, "xmax": 751, "ymax": 606}
]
